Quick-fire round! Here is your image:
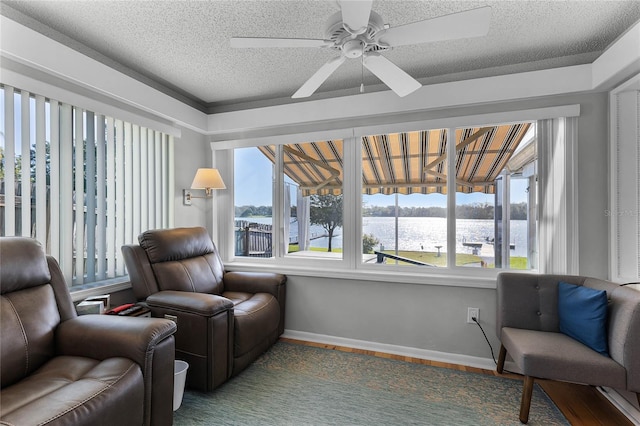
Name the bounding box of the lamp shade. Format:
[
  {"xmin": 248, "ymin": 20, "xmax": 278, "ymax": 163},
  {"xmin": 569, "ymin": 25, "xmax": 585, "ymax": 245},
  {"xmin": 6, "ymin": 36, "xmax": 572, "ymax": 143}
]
[{"xmin": 191, "ymin": 168, "xmax": 226, "ymax": 190}]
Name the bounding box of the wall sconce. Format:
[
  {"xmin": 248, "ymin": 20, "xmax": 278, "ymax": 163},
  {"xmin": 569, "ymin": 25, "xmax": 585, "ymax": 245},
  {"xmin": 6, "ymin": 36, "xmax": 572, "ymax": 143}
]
[{"xmin": 183, "ymin": 168, "xmax": 226, "ymax": 205}]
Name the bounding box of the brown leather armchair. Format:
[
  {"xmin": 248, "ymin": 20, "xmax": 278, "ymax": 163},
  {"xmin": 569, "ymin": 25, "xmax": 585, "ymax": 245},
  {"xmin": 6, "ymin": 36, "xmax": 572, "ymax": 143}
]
[
  {"xmin": 122, "ymin": 226, "xmax": 286, "ymax": 392},
  {"xmin": 0, "ymin": 237, "xmax": 177, "ymax": 426}
]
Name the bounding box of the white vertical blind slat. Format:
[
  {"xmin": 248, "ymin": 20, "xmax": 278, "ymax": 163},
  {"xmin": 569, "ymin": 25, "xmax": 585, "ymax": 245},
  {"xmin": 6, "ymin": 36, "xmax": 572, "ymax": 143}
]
[
  {"xmin": 161, "ymin": 134, "xmax": 168, "ymax": 228},
  {"xmin": 132, "ymin": 124, "xmax": 141, "ymax": 239},
  {"xmin": 4, "ymin": 86, "xmax": 15, "ymax": 236},
  {"xmin": 49, "ymin": 100, "xmax": 60, "ymax": 259},
  {"xmin": 155, "ymin": 131, "xmax": 162, "ymax": 228},
  {"xmin": 124, "ymin": 121, "xmax": 133, "ymax": 244},
  {"xmin": 85, "ymin": 111, "xmax": 96, "ymax": 281},
  {"xmin": 59, "ymin": 103, "xmax": 74, "ymax": 284},
  {"xmin": 147, "ymin": 129, "xmax": 156, "ymax": 229},
  {"xmin": 74, "ymin": 107, "xmax": 85, "ymax": 283},
  {"xmin": 20, "ymin": 91, "xmax": 30, "ymax": 237},
  {"xmin": 96, "ymin": 115, "xmax": 107, "ymax": 280},
  {"xmin": 140, "ymin": 127, "xmax": 149, "ymax": 232},
  {"xmin": 168, "ymin": 135, "xmax": 175, "ymax": 228},
  {"xmin": 115, "ymin": 120, "xmax": 125, "ymax": 275},
  {"xmin": 35, "ymin": 95, "xmax": 47, "ymax": 245},
  {"xmin": 106, "ymin": 116, "xmax": 116, "ymax": 278}
]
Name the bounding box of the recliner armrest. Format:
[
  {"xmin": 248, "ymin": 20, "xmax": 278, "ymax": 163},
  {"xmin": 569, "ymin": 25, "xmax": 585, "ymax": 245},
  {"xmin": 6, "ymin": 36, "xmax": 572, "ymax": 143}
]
[
  {"xmin": 224, "ymin": 271, "xmax": 286, "ymax": 298},
  {"xmin": 56, "ymin": 314, "xmax": 176, "ymax": 367},
  {"xmin": 147, "ymin": 290, "xmax": 233, "ymax": 317}
]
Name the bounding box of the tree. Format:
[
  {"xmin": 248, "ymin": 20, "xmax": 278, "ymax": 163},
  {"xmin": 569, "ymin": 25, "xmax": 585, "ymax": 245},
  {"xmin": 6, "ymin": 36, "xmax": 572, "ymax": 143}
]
[
  {"xmin": 309, "ymin": 193, "xmax": 343, "ymax": 252},
  {"xmin": 362, "ymin": 233, "xmax": 379, "ymax": 254}
]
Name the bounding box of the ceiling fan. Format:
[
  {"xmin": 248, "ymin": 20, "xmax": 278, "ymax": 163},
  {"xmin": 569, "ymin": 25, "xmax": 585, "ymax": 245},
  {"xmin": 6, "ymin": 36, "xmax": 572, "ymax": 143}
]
[{"xmin": 230, "ymin": 1, "xmax": 492, "ymax": 99}]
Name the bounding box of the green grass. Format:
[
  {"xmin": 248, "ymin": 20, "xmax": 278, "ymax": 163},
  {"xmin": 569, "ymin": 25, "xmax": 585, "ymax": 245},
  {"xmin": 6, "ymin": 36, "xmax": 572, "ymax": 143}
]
[{"xmin": 290, "ymin": 245, "xmax": 528, "ymax": 269}]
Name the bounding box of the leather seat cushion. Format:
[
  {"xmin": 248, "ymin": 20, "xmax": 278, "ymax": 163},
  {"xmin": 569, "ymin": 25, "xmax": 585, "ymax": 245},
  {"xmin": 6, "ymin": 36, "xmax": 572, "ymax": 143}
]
[
  {"xmin": 1, "ymin": 355, "xmax": 144, "ymax": 426},
  {"xmin": 224, "ymin": 292, "xmax": 280, "ymax": 357}
]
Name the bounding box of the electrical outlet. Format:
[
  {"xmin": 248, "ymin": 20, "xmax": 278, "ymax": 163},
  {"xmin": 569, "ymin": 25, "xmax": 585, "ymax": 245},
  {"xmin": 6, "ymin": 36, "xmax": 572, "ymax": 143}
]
[{"xmin": 467, "ymin": 307, "xmax": 479, "ymax": 324}]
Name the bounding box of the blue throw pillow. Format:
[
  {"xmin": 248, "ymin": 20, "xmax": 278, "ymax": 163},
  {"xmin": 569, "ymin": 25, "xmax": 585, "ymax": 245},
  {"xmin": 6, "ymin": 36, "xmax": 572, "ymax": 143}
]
[{"xmin": 557, "ymin": 282, "xmax": 609, "ymax": 356}]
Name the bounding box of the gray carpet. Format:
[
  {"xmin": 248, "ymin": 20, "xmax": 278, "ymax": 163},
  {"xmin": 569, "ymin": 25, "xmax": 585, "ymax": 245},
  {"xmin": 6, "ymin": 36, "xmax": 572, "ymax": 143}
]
[{"xmin": 174, "ymin": 342, "xmax": 568, "ymax": 426}]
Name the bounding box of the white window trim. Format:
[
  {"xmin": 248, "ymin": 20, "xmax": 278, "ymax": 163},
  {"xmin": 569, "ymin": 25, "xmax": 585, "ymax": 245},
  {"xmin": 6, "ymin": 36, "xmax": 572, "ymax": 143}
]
[
  {"xmin": 214, "ymin": 105, "xmax": 580, "ymax": 288},
  {"xmin": 609, "ymin": 73, "xmax": 640, "ymax": 282}
]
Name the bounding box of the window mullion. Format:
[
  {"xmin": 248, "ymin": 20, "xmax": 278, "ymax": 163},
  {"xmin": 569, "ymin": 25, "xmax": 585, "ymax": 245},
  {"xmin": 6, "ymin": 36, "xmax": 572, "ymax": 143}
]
[
  {"xmin": 446, "ymin": 127, "xmax": 456, "ymax": 268},
  {"xmin": 343, "ymin": 134, "xmax": 359, "ymax": 268},
  {"xmin": 274, "ymin": 144, "xmax": 284, "ymax": 258}
]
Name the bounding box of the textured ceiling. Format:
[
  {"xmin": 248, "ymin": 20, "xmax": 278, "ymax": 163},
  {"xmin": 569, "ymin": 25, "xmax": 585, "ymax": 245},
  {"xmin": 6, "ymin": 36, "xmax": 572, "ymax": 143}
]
[{"xmin": 2, "ymin": 1, "xmax": 640, "ymax": 112}]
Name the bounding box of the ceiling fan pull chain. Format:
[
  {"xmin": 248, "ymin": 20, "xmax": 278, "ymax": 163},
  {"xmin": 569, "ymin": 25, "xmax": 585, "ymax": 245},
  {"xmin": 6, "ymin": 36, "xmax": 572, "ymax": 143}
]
[{"xmin": 360, "ymin": 50, "xmax": 365, "ymax": 93}]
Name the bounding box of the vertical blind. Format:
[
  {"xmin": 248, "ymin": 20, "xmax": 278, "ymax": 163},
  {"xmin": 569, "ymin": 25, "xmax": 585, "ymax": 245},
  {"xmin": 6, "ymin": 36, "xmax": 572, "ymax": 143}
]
[{"xmin": 0, "ymin": 84, "xmax": 174, "ymax": 287}]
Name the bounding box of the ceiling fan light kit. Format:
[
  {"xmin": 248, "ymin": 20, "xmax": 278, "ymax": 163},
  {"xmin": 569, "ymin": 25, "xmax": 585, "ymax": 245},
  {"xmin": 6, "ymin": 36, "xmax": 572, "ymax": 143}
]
[{"xmin": 231, "ymin": 1, "xmax": 492, "ymax": 99}]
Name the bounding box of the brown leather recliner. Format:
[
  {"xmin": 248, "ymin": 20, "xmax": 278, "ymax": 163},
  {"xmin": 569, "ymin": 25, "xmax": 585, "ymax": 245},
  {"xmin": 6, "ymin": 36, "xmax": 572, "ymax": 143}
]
[
  {"xmin": 121, "ymin": 226, "xmax": 286, "ymax": 392},
  {"xmin": 0, "ymin": 237, "xmax": 177, "ymax": 426}
]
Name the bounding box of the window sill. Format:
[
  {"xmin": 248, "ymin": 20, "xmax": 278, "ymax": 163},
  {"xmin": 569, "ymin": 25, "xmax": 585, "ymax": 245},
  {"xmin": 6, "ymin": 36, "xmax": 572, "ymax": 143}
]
[
  {"xmin": 70, "ymin": 277, "xmax": 131, "ymax": 302},
  {"xmin": 224, "ymin": 260, "xmax": 533, "ymax": 289}
]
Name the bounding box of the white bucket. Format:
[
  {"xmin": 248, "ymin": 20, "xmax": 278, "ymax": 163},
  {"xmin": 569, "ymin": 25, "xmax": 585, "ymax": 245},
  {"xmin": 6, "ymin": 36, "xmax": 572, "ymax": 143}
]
[{"xmin": 173, "ymin": 360, "xmax": 189, "ymax": 411}]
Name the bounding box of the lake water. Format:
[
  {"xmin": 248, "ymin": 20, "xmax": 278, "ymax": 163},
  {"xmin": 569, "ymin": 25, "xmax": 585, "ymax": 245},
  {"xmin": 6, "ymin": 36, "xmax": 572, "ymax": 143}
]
[{"xmin": 237, "ymin": 216, "xmax": 529, "ymax": 257}]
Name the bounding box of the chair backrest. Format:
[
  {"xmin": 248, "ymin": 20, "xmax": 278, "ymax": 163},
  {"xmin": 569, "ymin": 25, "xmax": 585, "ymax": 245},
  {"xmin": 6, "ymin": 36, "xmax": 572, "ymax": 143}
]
[
  {"xmin": 496, "ymin": 273, "xmax": 587, "ymax": 334},
  {"xmin": 603, "ymin": 282, "xmax": 640, "ymax": 392},
  {"xmin": 0, "ymin": 237, "xmax": 76, "ymax": 388},
  {"xmin": 123, "ymin": 227, "xmax": 225, "ymax": 299}
]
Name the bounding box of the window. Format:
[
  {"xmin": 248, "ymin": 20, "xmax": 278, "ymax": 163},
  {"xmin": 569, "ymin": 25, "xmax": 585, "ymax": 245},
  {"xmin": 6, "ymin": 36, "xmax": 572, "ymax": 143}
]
[
  {"xmin": 361, "ymin": 130, "xmax": 449, "ymax": 266},
  {"xmin": 0, "ymin": 84, "xmax": 174, "ymax": 289},
  {"xmin": 360, "ymin": 124, "xmax": 536, "ymax": 270},
  {"xmin": 222, "ymin": 106, "xmax": 578, "ymax": 280},
  {"xmin": 234, "ymin": 146, "xmax": 274, "ymax": 258},
  {"xmin": 233, "ymin": 140, "xmax": 344, "ymax": 260}
]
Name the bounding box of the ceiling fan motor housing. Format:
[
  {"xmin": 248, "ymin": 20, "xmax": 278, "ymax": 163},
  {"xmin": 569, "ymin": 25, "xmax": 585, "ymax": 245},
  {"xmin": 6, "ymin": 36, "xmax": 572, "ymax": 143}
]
[{"xmin": 325, "ymin": 11, "xmax": 388, "ymax": 56}]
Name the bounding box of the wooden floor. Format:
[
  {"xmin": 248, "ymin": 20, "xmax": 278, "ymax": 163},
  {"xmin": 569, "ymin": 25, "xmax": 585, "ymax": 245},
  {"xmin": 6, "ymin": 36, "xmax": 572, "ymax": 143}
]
[{"xmin": 281, "ymin": 338, "xmax": 633, "ymax": 426}]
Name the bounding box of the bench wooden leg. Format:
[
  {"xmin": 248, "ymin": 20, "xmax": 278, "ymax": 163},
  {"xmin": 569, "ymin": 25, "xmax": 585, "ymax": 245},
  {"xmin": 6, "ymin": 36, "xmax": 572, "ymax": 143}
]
[
  {"xmin": 497, "ymin": 344, "xmax": 507, "ymax": 374},
  {"xmin": 519, "ymin": 375, "xmax": 534, "ymax": 424}
]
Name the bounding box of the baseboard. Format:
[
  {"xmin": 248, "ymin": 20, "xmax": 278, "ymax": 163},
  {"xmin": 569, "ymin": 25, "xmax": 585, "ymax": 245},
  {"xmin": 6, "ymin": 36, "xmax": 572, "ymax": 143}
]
[
  {"xmin": 598, "ymin": 387, "xmax": 640, "ymax": 426},
  {"xmin": 282, "ymin": 329, "xmax": 500, "ymax": 371}
]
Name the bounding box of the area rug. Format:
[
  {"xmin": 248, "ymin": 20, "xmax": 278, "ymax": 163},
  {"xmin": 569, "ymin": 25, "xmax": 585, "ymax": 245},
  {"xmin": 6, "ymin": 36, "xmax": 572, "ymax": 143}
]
[{"xmin": 174, "ymin": 342, "xmax": 568, "ymax": 426}]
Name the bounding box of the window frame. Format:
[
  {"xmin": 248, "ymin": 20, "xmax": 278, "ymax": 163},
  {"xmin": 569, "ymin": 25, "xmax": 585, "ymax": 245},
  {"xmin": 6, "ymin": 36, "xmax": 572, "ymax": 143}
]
[{"xmin": 214, "ymin": 105, "xmax": 580, "ymax": 288}]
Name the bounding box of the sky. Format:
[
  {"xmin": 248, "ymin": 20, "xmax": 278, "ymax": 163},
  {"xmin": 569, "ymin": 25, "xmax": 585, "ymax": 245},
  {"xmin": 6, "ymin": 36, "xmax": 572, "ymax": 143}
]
[{"xmin": 234, "ymin": 146, "xmax": 529, "ymax": 208}]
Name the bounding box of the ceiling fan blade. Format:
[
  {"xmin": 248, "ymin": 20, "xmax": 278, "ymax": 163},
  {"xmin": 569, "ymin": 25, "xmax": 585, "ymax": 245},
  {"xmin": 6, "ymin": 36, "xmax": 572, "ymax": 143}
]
[
  {"xmin": 340, "ymin": 0, "xmax": 373, "ymax": 35},
  {"xmin": 376, "ymin": 6, "xmax": 492, "ymax": 47},
  {"xmin": 292, "ymin": 56, "xmax": 347, "ymax": 98},
  {"xmin": 230, "ymin": 37, "xmax": 331, "ymax": 49},
  {"xmin": 363, "ymin": 53, "xmax": 421, "ymax": 97}
]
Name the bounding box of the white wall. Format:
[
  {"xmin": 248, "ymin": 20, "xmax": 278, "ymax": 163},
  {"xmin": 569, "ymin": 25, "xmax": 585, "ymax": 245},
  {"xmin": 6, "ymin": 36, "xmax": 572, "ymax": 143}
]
[{"xmin": 173, "ymin": 126, "xmax": 212, "ymax": 230}]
